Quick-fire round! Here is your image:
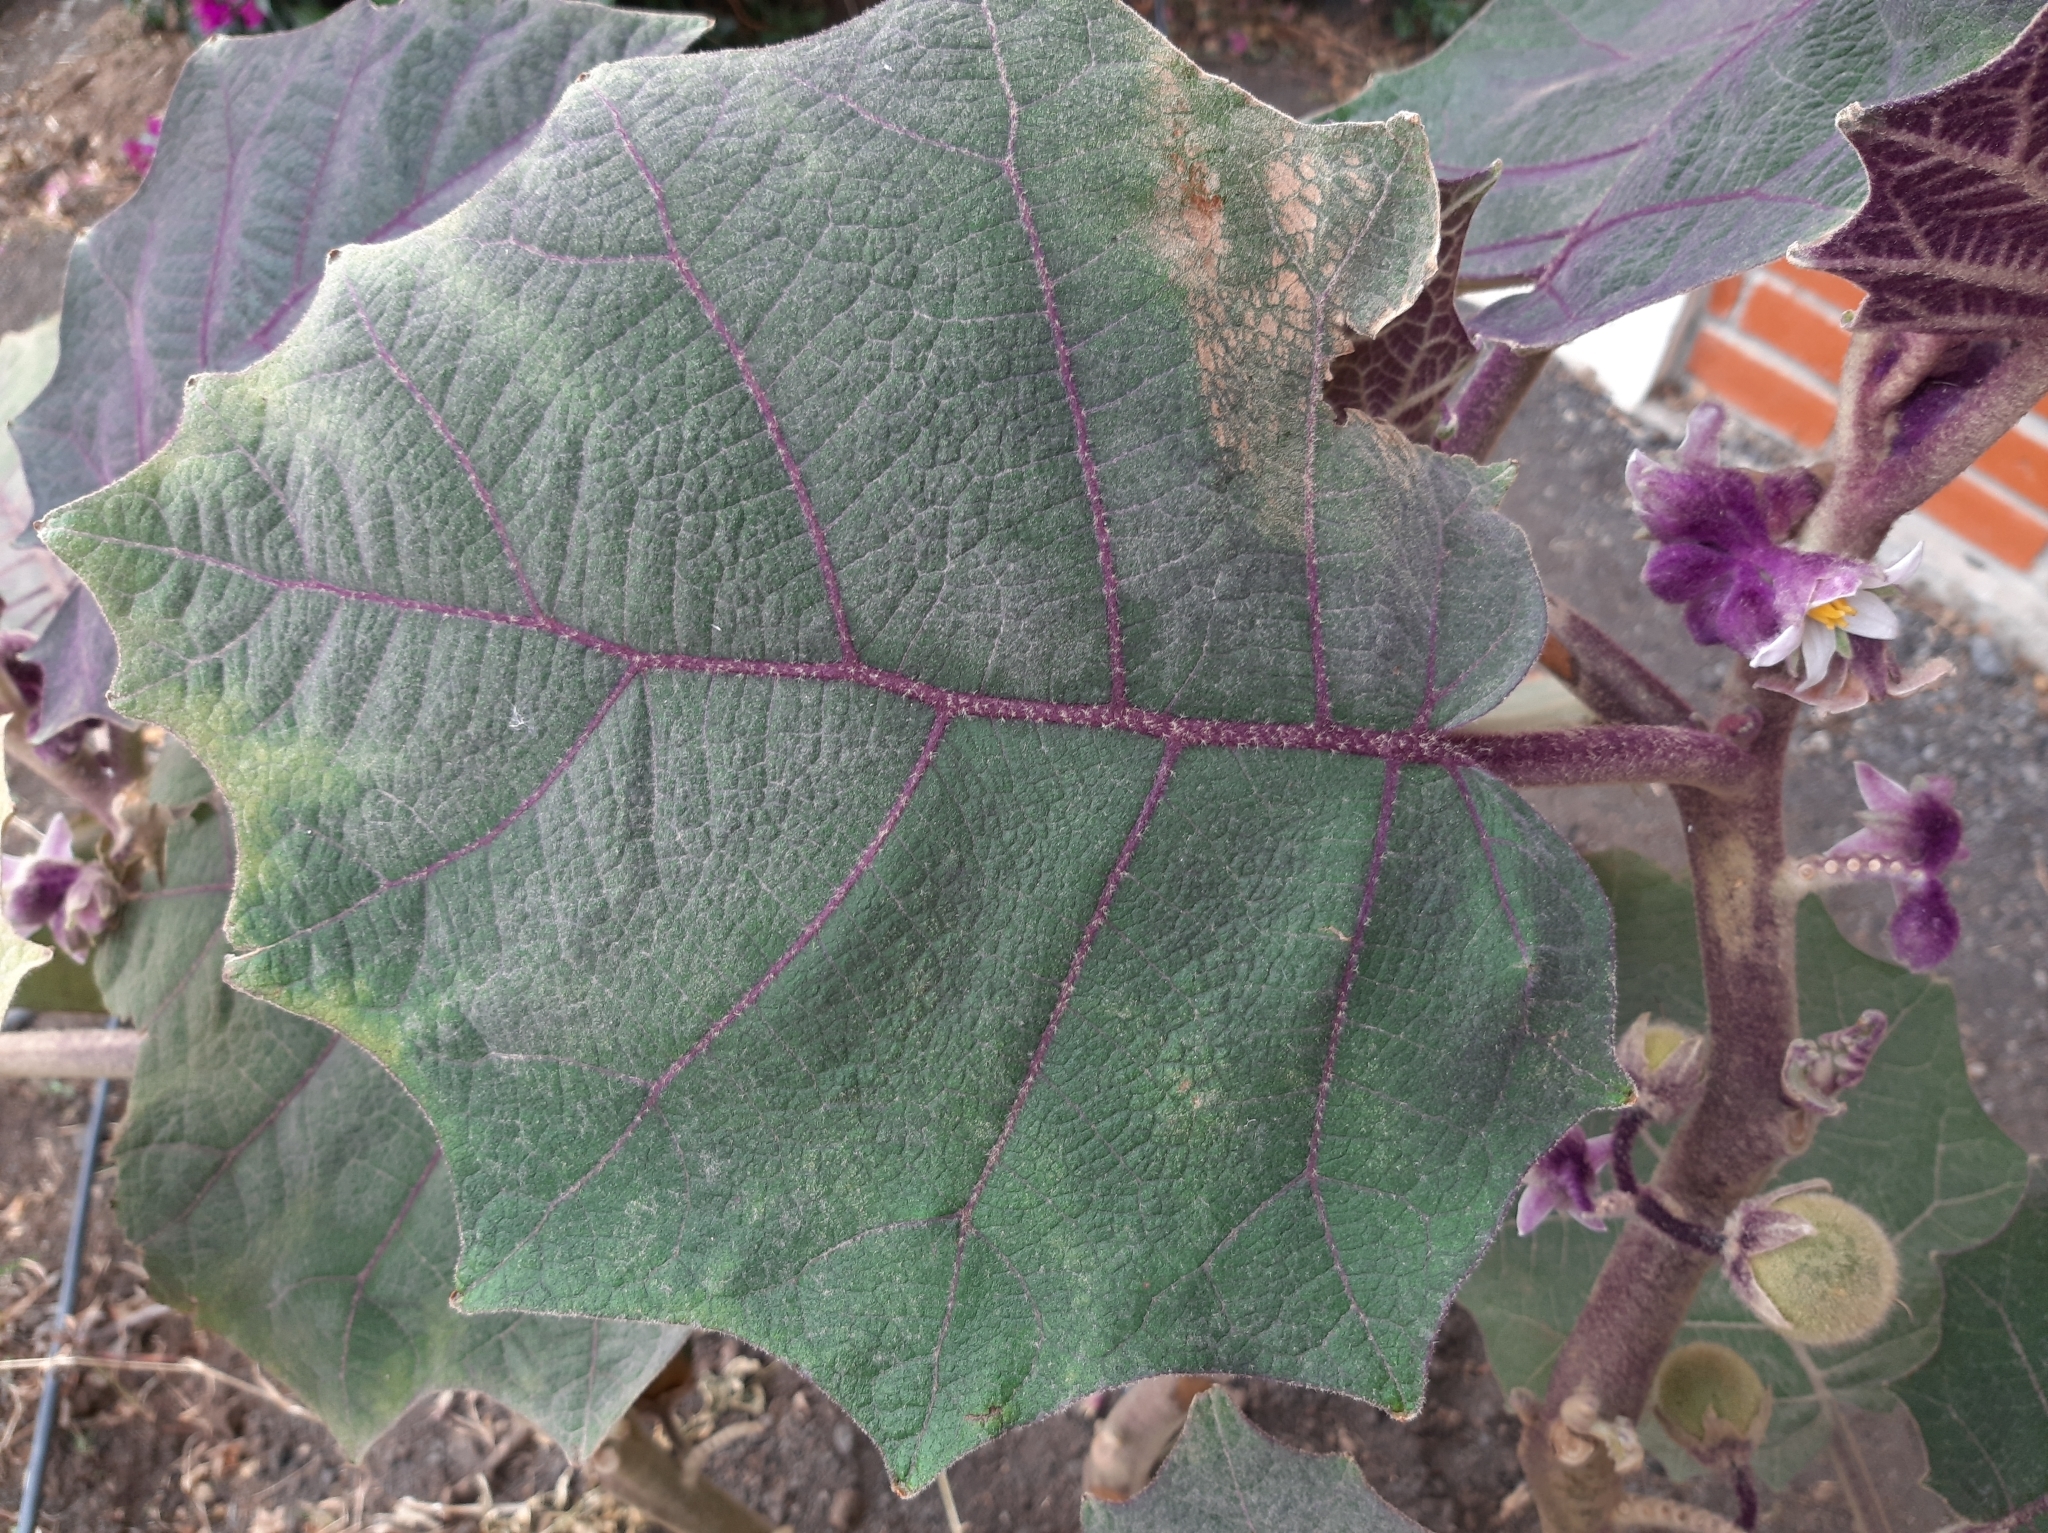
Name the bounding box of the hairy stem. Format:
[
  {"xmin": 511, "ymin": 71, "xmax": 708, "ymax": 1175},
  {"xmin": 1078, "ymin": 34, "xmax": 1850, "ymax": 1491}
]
[
  {"xmin": 1804, "ymin": 328, "xmax": 2048, "ymax": 562},
  {"xmin": 1543, "ymin": 601, "xmax": 1699, "ymax": 730},
  {"xmin": 1520, "ymin": 686, "xmax": 1803, "ymax": 1533},
  {"xmin": 0, "ymin": 669, "xmax": 148, "ymax": 833},
  {"xmin": 1455, "ymin": 723, "xmax": 1752, "ymax": 792},
  {"xmin": 1442, "ymin": 342, "xmax": 1553, "ymax": 461}
]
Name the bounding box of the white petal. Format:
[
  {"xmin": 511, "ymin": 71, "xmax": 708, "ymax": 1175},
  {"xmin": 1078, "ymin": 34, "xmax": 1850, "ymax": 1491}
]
[
  {"xmin": 39, "ymin": 816, "xmax": 72, "ymax": 863},
  {"xmin": 1879, "ymin": 542, "xmax": 1924, "ymax": 587},
  {"xmin": 1753, "ymin": 621, "xmax": 1805, "ymax": 668},
  {"xmin": 1802, "ymin": 619, "xmax": 1837, "ymax": 683},
  {"xmin": 1842, "ymin": 592, "xmax": 1900, "ymax": 639}
]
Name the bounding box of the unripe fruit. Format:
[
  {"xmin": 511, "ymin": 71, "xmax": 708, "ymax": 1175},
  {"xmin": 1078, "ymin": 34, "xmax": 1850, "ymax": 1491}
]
[
  {"xmin": 1653, "ymin": 1343, "xmax": 1770, "ymax": 1466},
  {"xmin": 1747, "ymin": 1194, "xmax": 1899, "ymax": 1346},
  {"xmin": 1639, "ymin": 1021, "xmax": 1692, "ymax": 1071}
]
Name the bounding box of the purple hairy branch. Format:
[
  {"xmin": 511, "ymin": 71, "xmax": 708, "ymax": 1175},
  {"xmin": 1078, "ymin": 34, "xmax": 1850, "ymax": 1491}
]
[
  {"xmin": 1803, "ymin": 328, "xmax": 2048, "ymax": 561},
  {"xmin": 1441, "ymin": 342, "xmax": 1554, "ymax": 461},
  {"xmin": 1455, "ymin": 723, "xmax": 1753, "ymax": 792},
  {"xmin": 1544, "ymin": 600, "xmax": 1700, "ymax": 729},
  {"xmin": 1520, "ymin": 689, "xmax": 1805, "ymax": 1533}
]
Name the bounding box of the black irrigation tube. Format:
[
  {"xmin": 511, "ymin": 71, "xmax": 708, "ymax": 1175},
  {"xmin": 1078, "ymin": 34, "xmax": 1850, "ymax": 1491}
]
[{"xmin": 13, "ymin": 1017, "xmax": 120, "ymax": 1533}]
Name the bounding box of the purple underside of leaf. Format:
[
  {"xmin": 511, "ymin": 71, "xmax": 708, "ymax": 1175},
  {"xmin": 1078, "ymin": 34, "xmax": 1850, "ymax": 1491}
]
[
  {"xmin": 12, "ymin": 0, "xmax": 708, "ymax": 519},
  {"xmin": 1322, "ymin": 0, "xmax": 2035, "ymax": 350},
  {"xmin": 1796, "ymin": 9, "xmax": 2048, "ymax": 333},
  {"xmin": 1324, "ymin": 164, "xmax": 1500, "ymax": 442},
  {"xmin": 21, "ymin": 584, "xmax": 126, "ymax": 741},
  {"xmin": 52, "ymin": 0, "xmax": 1623, "ymax": 1488}
]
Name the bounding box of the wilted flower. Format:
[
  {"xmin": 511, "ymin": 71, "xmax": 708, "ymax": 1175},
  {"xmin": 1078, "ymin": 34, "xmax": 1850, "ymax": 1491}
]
[
  {"xmin": 2, "ymin": 815, "xmax": 122, "ymax": 962},
  {"xmin": 1516, "ymin": 1124, "xmax": 1614, "ymax": 1235},
  {"xmin": 1615, "ymin": 1014, "xmax": 1705, "ymax": 1122},
  {"xmin": 1798, "ymin": 763, "xmax": 1967, "ymax": 971},
  {"xmin": 1783, "ymin": 1009, "xmax": 1889, "ymax": 1116}
]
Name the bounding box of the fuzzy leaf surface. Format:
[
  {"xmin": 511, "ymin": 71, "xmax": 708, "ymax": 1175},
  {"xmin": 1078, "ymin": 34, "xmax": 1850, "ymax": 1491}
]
[
  {"xmin": 1460, "ymin": 852, "xmax": 2028, "ymax": 1487},
  {"xmin": 104, "ymin": 810, "xmax": 685, "ymax": 1459},
  {"xmin": 1081, "ymin": 1387, "xmax": 1424, "ymax": 1532},
  {"xmin": 1797, "ymin": 10, "xmax": 2048, "ymax": 334},
  {"xmin": 1897, "ymin": 1167, "xmax": 2048, "ymax": 1523},
  {"xmin": 1322, "ymin": 0, "xmax": 2035, "ymax": 348},
  {"xmin": 1324, "ymin": 166, "xmax": 1498, "ymax": 443},
  {"xmin": 49, "ymin": 0, "xmax": 1622, "ymax": 1485},
  {"xmin": 13, "ymin": 0, "xmax": 709, "ymax": 519}
]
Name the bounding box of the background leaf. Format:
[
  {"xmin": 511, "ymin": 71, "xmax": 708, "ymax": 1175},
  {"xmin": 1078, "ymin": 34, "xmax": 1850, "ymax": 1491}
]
[
  {"xmin": 1460, "ymin": 852, "xmax": 2030, "ymax": 1486},
  {"xmin": 1796, "ymin": 10, "xmax": 2048, "ymax": 334},
  {"xmin": 0, "ymin": 317, "xmax": 74, "ymax": 633},
  {"xmin": 13, "ymin": 0, "xmax": 709, "ymax": 520},
  {"xmin": 1897, "ymin": 1167, "xmax": 2048, "ymax": 1523},
  {"xmin": 104, "ymin": 809, "xmax": 685, "ymax": 1459},
  {"xmin": 51, "ymin": 0, "xmax": 1623, "ymax": 1485},
  {"xmin": 1320, "ymin": 0, "xmax": 2037, "ymax": 349},
  {"xmin": 1080, "ymin": 1386, "xmax": 1425, "ymax": 1532}
]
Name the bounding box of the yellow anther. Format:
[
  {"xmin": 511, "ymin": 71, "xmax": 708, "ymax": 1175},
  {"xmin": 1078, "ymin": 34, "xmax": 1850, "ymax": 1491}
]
[{"xmin": 1807, "ymin": 596, "xmax": 1857, "ymax": 629}]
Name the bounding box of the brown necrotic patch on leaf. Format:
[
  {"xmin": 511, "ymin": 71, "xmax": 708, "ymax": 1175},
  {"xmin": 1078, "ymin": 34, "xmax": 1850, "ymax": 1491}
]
[
  {"xmin": 1795, "ymin": 10, "xmax": 2048, "ymax": 335},
  {"xmin": 1324, "ymin": 163, "xmax": 1500, "ymax": 441}
]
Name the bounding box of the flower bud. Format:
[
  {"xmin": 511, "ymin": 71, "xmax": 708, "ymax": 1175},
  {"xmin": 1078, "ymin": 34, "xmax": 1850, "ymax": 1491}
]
[
  {"xmin": 1653, "ymin": 1343, "xmax": 1771, "ymax": 1468},
  {"xmin": 1727, "ymin": 1190, "xmax": 1899, "ymax": 1346},
  {"xmin": 1616, "ymin": 1014, "xmax": 1705, "ymax": 1121},
  {"xmin": 1782, "ymin": 1010, "xmax": 1888, "ymax": 1116}
]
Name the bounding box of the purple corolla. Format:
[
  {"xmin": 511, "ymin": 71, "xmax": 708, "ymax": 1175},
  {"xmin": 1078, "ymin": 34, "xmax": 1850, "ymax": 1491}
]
[
  {"xmin": 1799, "ymin": 763, "xmax": 1968, "ymax": 971},
  {"xmin": 2, "ymin": 815, "xmax": 121, "ymax": 963},
  {"xmin": 1629, "ymin": 407, "xmax": 1940, "ymax": 712},
  {"xmin": 1516, "ymin": 1124, "xmax": 1614, "ymax": 1235}
]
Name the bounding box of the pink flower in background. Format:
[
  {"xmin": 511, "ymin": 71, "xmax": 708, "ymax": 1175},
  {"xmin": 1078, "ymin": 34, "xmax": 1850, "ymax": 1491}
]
[
  {"xmin": 193, "ymin": 0, "xmax": 264, "ymax": 34},
  {"xmin": 122, "ymin": 115, "xmax": 163, "ymax": 177}
]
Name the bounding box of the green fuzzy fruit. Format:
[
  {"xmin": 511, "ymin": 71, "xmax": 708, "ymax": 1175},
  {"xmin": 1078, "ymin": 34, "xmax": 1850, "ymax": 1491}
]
[
  {"xmin": 1639, "ymin": 1021, "xmax": 1693, "ymax": 1071},
  {"xmin": 1653, "ymin": 1343, "xmax": 1771, "ymax": 1464},
  {"xmin": 1750, "ymin": 1193, "xmax": 1900, "ymax": 1347}
]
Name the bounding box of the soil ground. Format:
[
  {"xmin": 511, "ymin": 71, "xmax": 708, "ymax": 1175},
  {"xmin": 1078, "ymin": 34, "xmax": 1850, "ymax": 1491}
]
[{"xmin": 2, "ymin": 1, "xmax": 2044, "ymax": 1530}]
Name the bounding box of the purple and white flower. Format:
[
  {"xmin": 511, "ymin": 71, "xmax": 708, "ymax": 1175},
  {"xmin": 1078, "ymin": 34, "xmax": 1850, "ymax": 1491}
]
[
  {"xmin": 2, "ymin": 815, "xmax": 121, "ymax": 963},
  {"xmin": 1797, "ymin": 763, "xmax": 1967, "ymax": 971},
  {"xmin": 1516, "ymin": 1124, "xmax": 1614, "ymax": 1235},
  {"xmin": 1629, "ymin": 406, "xmax": 1944, "ymax": 713},
  {"xmin": 1629, "ymin": 406, "xmax": 1834, "ymax": 661},
  {"xmin": 1749, "ymin": 543, "xmax": 1921, "ymax": 692}
]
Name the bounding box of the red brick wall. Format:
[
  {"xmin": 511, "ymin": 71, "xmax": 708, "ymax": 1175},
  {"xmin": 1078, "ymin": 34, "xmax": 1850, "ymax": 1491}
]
[{"xmin": 1677, "ymin": 260, "xmax": 2048, "ymax": 571}]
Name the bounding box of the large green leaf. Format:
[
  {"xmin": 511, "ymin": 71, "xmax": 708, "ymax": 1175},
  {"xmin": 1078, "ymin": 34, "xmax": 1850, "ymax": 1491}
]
[
  {"xmin": 104, "ymin": 809, "xmax": 685, "ymax": 1459},
  {"xmin": 1080, "ymin": 1387, "xmax": 1424, "ymax": 1532},
  {"xmin": 1321, "ymin": 0, "xmax": 2036, "ymax": 349},
  {"xmin": 1897, "ymin": 1168, "xmax": 2048, "ymax": 1524},
  {"xmin": 49, "ymin": 0, "xmax": 1623, "ymax": 1486},
  {"xmin": 13, "ymin": 0, "xmax": 709, "ymax": 519},
  {"xmin": 1461, "ymin": 853, "xmax": 2029, "ymax": 1486}
]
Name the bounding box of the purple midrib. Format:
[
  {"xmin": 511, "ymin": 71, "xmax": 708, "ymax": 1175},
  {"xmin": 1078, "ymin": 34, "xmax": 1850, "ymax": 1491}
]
[
  {"xmin": 93, "ymin": 529, "xmax": 1472, "ymax": 763},
  {"xmin": 340, "ymin": 1148, "xmax": 441, "ymax": 1391}
]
